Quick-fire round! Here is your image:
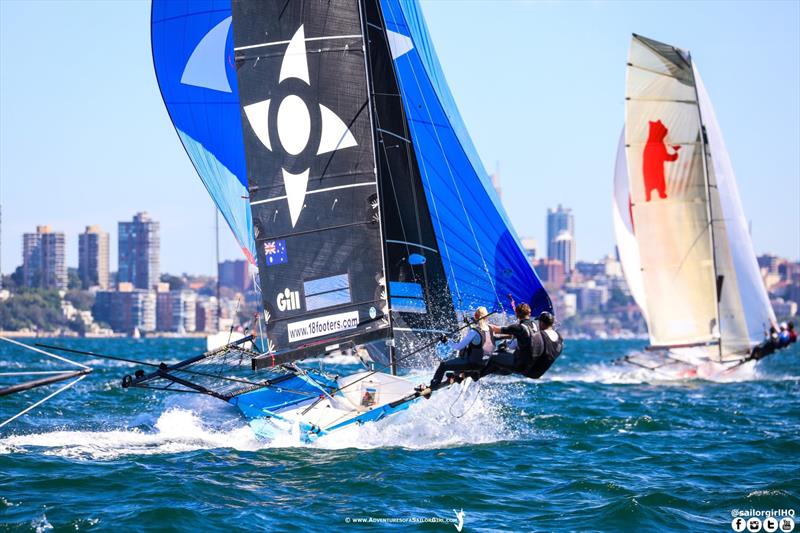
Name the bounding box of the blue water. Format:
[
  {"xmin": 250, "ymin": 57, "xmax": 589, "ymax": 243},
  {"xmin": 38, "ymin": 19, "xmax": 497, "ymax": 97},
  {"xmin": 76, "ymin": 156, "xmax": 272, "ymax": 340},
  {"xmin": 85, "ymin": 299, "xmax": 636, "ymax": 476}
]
[{"xmin": 1, "ymin": 338, "xmax": 798, "ymax": 531}]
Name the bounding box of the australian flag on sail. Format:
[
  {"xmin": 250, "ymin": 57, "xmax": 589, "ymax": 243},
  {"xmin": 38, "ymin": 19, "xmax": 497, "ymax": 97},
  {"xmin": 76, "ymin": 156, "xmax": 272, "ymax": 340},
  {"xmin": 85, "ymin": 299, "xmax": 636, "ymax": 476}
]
[{"xmin": 264, "ymin": 240, "xmax": 288, "ymax": 266}]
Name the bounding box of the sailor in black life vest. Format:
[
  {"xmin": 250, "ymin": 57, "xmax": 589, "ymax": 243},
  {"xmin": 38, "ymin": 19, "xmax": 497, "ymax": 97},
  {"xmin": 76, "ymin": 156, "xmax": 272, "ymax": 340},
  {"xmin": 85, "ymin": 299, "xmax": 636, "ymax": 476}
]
[
  {"xmin": 481, "ymin": 302, "xmax": 537, "ymax": 377},
  {"xmin": 482, "ymin": 305, "xmax": 563, "ymax": 379},
  {"xmin": 418, "ymin": 307, "xmax": 495, "ymax": 397},
  {"xmin": 526, "ymin": 311, "xmax": 563, "ymax": 378}
]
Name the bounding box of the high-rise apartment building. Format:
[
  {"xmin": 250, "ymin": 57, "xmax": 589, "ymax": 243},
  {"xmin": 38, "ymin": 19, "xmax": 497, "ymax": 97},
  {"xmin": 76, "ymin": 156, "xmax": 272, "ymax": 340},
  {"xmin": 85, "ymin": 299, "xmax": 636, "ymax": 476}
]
[
  {"xmin": 195, "ymin": 296, "xmax": 219, "ymax": 333},
  {"xmin": 118, "ymin": 212, "xmax": 160, "ymax": 290},
  {"xmin": 546, "ymin": 205, "xmax": 575, "ymax": 260},
  {"xmin": 22, "ymin": 225, "xmax": 67, "ymax": 290},
  {"xmin": 533, "ymin": 258, "xmax": 566, "ymax": 289},
  {"xmin": 156, "ymin": 287, "xmax": 197, "ymax": 333},
  {"xmin": 218, "ymin": 259, "xmax": 250, "ymax": 292},
  {"xmin": 93, "ymin": 282, "xmax": 156, "ymax": 334},
  {"xmin": 547, "ymin": 205, "xmax": 576, "ymax": 274},
  {"xmin": 551, "ymin": 230, "xmax": 575, "ymax": 275},
  {"xmin": 520, "ymin": 237, "xmax": 537, "ymax": 263},
  {"xmin": 78, "ymin": 225, "xmax": 110, "ymax": 289}
]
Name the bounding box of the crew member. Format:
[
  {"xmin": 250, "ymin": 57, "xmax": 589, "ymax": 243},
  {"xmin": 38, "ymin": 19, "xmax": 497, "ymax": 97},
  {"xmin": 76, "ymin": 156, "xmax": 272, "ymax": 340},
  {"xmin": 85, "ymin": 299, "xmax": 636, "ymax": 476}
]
[
  {"xmin": 481, "ymin": 303, "xmax": 538, "ymax": 377},
  {"xmin": 420, "ymin": 307, "xmax": 495, "ymax": 396},
  {"xmin": 778, "ymin": 323, "xmax": 791, "ymax": 348},
  {"xmin": 788, "ymin": 322, "xmax": 797, "ymax": 344},
  {"xmin": 522, "ymin": 311, "xmax": 563, "ymax": 378}
]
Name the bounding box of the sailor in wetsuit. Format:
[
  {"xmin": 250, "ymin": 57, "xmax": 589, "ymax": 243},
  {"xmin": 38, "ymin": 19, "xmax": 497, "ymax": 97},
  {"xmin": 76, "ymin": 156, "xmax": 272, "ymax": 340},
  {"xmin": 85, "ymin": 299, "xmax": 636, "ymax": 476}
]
[{"xmin": 418, "ymin": 307, "xmax": 495, "ymax": 397}]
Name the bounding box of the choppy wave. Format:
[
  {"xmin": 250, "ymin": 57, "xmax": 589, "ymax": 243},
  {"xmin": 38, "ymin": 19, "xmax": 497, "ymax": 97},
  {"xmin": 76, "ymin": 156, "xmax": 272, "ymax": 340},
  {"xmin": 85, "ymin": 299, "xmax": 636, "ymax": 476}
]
[
  {"xmin": 3, "ymin": 338, "xmax": 799, "ymax": 532},
  {"xmin": 547, "ymin": 352, "xmax": 799, "ymax": 385},
  {"xmin": 0, "ymin": 409, "xmax": 262, "ymax": 460},
  {"xmin": 308, "ymin": 380, "xmax": 517, "ymax": 450},
  {"xmin": 0, "ymin": 378, "xmax": 519, "ymax": 459}
]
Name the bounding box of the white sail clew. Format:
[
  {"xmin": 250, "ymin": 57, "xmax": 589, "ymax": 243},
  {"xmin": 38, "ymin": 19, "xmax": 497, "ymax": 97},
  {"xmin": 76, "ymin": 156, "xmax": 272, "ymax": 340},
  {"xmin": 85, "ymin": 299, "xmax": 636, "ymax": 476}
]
[{"xmin": 622, "ymin": 34, "xmax": 774, "ymax": 361}]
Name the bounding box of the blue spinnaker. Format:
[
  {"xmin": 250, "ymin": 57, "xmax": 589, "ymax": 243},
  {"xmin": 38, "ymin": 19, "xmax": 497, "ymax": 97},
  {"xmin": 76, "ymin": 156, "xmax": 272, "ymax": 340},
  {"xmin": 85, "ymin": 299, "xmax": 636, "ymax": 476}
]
[
  {"xmin": 151, "ymin": 0, "xmax": 255, "ymax": 263},
  {"xmin": 381, "ymin": 0, "xmax": 552, "ymax": 315}
]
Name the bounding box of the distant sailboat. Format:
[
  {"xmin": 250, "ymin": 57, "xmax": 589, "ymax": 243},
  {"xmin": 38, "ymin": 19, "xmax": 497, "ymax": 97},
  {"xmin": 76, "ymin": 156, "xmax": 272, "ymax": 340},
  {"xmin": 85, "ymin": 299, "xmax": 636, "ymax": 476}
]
[
  {"xmin": 122, "ymin": 0, "xmax": 551, "ymax": 442},
  {"xmin": 614, "ymin": 34, "xmax": 777, "ymax": 374}
]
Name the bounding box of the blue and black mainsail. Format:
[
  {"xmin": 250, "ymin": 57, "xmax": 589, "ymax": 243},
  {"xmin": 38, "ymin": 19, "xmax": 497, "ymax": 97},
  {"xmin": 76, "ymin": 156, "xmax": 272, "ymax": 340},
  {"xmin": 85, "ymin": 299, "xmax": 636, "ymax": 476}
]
[{"xmin": 130, "ymin": 0, "xmax": 551, "ymax": 437}]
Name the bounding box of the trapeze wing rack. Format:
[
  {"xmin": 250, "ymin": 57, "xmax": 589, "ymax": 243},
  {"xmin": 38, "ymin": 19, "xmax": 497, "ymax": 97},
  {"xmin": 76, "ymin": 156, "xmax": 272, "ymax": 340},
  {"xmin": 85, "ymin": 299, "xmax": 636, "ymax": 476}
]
[
  {"xmin": 0, "ymin": 336, "xmax": 93, "ymax": 429},
  {"xmin": 121, "ymin": 335, "xmax": 287, "ymax": 401}
]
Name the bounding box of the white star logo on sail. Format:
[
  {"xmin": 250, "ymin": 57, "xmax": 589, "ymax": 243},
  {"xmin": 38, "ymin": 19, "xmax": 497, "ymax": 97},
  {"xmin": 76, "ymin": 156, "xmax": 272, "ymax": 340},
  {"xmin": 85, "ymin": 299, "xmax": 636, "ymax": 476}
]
[{"xmin": 243, "ymin": 25, "xmax": 358, "ymax": 227}]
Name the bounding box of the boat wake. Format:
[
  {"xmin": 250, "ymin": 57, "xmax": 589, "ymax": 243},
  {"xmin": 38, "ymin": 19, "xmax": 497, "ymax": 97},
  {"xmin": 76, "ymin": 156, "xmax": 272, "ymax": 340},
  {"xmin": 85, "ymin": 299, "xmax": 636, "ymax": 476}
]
[
  {"xmin": 0, "ymin": 408, "xmax": 262, "ymax": 460},
  {"xmin": 305, "ymin": 379, "xmax": 518, "ymax": 450},
  {"xmin": 546, "ymin": 352, "xmax": 798, "ymax": 385},
  {"xmin": 0, "ymin": 378, "xmax": 520, "ymax": 460}
]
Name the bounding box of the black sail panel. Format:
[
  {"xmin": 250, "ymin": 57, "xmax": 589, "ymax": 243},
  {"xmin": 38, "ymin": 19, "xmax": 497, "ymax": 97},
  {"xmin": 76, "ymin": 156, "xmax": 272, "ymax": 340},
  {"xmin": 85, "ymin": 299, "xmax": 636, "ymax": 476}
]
[
  {"xmin": 363, "ymin": 0, "xmax": 456, "ymax": 360},
  {"xmin": 232, "ymin": 0, "xmax": 390, "ymax": 365}
]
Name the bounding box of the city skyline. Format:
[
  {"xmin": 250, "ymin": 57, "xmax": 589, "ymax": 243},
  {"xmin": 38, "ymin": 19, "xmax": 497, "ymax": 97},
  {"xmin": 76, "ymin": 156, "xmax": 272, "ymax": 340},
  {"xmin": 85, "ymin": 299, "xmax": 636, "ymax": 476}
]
[{"xmin": 1, "ymin": 1, "xmax": 798, "ymax": 277}]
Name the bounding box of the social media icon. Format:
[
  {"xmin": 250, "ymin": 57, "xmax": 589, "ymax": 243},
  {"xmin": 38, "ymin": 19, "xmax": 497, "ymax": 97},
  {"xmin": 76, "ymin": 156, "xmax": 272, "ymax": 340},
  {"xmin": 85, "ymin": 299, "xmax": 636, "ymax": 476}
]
[
  {"xmin": 748, "ymin": 518, "xmax": 763, "ymax": 532},
  {"xmin": 779, "ymin": 517, "xmax": 795, "ymax": 532},
  {"xmin": 765, "ymin": 517, "xmax": 779, "ymax": 533},
  {"xmin": 732, "ymin": 517, "xmax": 748, "ymax": 532}
]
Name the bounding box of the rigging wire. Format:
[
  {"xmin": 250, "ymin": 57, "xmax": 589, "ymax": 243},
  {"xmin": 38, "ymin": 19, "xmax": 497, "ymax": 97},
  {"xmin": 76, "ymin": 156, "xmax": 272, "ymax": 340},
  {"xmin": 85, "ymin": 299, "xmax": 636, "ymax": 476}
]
[
  {"xmin": 0, "ymin": 374, "xmax": 88, "ymax": 429},
  {"xmin": 448, "ymin": 379, "xmax": 481, "ymax": 419},
  {"xmin": 34, "ymin": 342, "xmax": 271, "ymax": 390},
  {"xmin": 0, "ymin": 336, "xmax": 90, "ymax": 370}
]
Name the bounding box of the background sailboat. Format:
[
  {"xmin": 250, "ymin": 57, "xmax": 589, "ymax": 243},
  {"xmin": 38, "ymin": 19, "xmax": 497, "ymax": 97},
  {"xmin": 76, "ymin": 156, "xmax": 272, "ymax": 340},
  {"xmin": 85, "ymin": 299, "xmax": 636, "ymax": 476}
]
[{"xmin": 616, "ymin": 34, "xmax": 776, "ymax": 371}]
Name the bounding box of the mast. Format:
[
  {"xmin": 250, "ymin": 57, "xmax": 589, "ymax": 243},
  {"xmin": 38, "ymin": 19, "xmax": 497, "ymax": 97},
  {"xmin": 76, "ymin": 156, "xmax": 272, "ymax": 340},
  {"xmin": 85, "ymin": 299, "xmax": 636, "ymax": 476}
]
[
  {"xmin": 688, "ymin": 52, "xmax": 723, "ymax": 360},
  {"xmin": 215, "ymin": 207, "xmax": 221, "ymax": 332},
  {"xmin": 357, "ymin": 0, "xmax": 396, "ymax": 375},
  {"xmin": 233, "ymin": 0, "xmax": 394, "ymax": 368}
]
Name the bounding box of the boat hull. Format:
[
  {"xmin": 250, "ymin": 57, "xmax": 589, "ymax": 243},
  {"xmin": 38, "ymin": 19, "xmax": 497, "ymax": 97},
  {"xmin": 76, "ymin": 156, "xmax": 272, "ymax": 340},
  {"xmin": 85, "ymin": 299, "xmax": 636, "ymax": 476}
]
[{"xmin": 231, "ymin": 371, "xmax": 421, "ymax": 443}]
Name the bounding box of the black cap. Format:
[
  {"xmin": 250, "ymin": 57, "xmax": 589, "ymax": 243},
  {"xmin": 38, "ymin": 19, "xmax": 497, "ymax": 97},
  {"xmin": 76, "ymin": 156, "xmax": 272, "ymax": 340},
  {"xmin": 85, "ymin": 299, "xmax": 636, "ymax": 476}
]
[{"xmin": 537, "ymin": 311, "xmax": 554, "ymax": 327}]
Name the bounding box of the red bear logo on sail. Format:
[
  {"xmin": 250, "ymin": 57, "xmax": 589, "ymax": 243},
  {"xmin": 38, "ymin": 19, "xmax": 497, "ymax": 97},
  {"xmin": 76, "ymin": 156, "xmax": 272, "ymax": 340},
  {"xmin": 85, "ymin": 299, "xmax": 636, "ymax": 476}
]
[{"xmin": 642, "ymin": 119, "xmax": 681, "ymax": 201}]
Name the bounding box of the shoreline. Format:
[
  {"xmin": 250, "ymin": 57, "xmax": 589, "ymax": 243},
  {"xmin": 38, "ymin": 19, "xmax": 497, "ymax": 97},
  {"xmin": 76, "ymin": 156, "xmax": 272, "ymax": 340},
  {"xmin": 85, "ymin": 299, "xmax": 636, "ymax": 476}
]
[{"xmin": 0, "ymin": 331, "xmax": 212, "ymax": 339}]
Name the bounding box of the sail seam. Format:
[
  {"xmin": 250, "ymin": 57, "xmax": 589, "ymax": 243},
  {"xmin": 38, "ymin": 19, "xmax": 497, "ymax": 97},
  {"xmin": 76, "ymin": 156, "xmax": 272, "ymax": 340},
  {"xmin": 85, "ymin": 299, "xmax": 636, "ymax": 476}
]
[{"xmin": 626, "ymin": 97, "xmax": 697, "ymax": 104}]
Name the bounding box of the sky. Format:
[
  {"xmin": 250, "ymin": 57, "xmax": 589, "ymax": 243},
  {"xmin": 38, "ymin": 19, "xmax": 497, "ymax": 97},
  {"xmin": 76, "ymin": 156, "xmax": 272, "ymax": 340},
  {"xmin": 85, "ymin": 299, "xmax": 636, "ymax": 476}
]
[{"xmin": 1, "ymin": 0, "xmax": 798, "ymax": 277}]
